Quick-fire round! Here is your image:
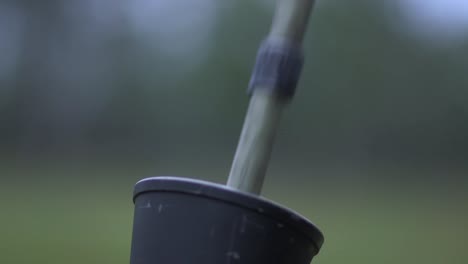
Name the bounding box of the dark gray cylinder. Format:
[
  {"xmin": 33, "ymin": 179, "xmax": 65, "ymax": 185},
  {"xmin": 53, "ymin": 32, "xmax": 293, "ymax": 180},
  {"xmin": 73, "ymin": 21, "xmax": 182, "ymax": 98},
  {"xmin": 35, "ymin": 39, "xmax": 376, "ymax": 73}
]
[{"xmin": 130, "ymin": 177, "xmax": 324, "ymax": 264}]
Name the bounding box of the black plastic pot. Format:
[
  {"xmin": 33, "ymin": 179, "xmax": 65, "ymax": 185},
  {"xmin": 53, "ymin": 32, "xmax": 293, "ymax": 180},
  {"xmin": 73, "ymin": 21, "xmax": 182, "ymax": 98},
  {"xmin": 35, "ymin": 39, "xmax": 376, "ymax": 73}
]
[{"xmin": 130, "ymin": 177, "xmax": 324, "ymax": 264}]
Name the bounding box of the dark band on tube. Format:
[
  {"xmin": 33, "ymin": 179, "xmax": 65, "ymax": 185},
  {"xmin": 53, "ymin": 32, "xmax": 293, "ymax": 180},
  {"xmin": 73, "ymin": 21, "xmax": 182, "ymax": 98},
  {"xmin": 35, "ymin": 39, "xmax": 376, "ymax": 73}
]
[{"xmin": 248, "ymin": 39, "xmax": 304, "ymax": 99}]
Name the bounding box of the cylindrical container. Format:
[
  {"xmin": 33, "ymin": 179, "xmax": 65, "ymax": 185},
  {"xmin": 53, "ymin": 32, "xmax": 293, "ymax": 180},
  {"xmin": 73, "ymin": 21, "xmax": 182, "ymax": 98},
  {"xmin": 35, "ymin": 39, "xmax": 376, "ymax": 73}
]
[{"xmin": 130, "ymin": 177, "xmax": 324, "ymax": 264}]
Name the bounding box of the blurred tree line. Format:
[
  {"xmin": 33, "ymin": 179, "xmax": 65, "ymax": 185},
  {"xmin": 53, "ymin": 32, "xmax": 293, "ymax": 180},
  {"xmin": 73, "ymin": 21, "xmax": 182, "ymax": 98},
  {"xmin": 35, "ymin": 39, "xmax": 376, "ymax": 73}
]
[{"xmin": 0, "ymin": 0, "xmax": 467, "ymax": 167}]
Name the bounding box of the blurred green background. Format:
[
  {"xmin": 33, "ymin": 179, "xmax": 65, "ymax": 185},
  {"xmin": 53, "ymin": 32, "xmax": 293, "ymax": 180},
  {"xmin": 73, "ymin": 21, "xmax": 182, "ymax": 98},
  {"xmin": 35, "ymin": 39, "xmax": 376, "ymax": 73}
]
[{"xmin": 1, "ymin": 0, "xmax": 468, "ymax": 263}]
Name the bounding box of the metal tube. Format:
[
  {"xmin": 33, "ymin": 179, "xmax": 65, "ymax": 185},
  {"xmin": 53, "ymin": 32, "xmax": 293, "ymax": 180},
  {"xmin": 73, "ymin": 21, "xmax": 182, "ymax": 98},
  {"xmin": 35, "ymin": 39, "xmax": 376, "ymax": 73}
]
[
  {"xmin": 227, "ymin": 0, "xmax": 315, "ymax": 194},
  {"xmin": 227, "ymin": 90, "xmax": 285, "ymax": 194}
]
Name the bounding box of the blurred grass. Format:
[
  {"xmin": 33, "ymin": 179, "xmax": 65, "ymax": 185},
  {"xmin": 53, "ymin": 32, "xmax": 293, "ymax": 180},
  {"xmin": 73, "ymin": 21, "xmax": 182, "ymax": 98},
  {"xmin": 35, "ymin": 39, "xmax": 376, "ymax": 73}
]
[{"xmin": 1, "ymin": 159, "xmax": 467, "ymax": 264}]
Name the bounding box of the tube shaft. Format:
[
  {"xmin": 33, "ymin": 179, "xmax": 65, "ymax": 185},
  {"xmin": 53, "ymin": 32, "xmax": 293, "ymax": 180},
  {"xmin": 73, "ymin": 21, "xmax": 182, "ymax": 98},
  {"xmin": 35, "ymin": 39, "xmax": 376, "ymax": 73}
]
[{"xmin": 227, "ymin": 0, "xmax": 315, "ymax": 194}]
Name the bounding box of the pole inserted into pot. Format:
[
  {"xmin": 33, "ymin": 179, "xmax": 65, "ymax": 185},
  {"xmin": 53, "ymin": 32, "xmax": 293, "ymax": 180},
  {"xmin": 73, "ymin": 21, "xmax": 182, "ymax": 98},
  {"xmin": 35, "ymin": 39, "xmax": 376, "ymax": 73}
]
[
  {"xmin": 129, "ymin": 4, "xmax": 325, "ymax": 263},
  {"xmin": 227, "ymin": 0, "xmax": 316, "ymax": 194}
]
